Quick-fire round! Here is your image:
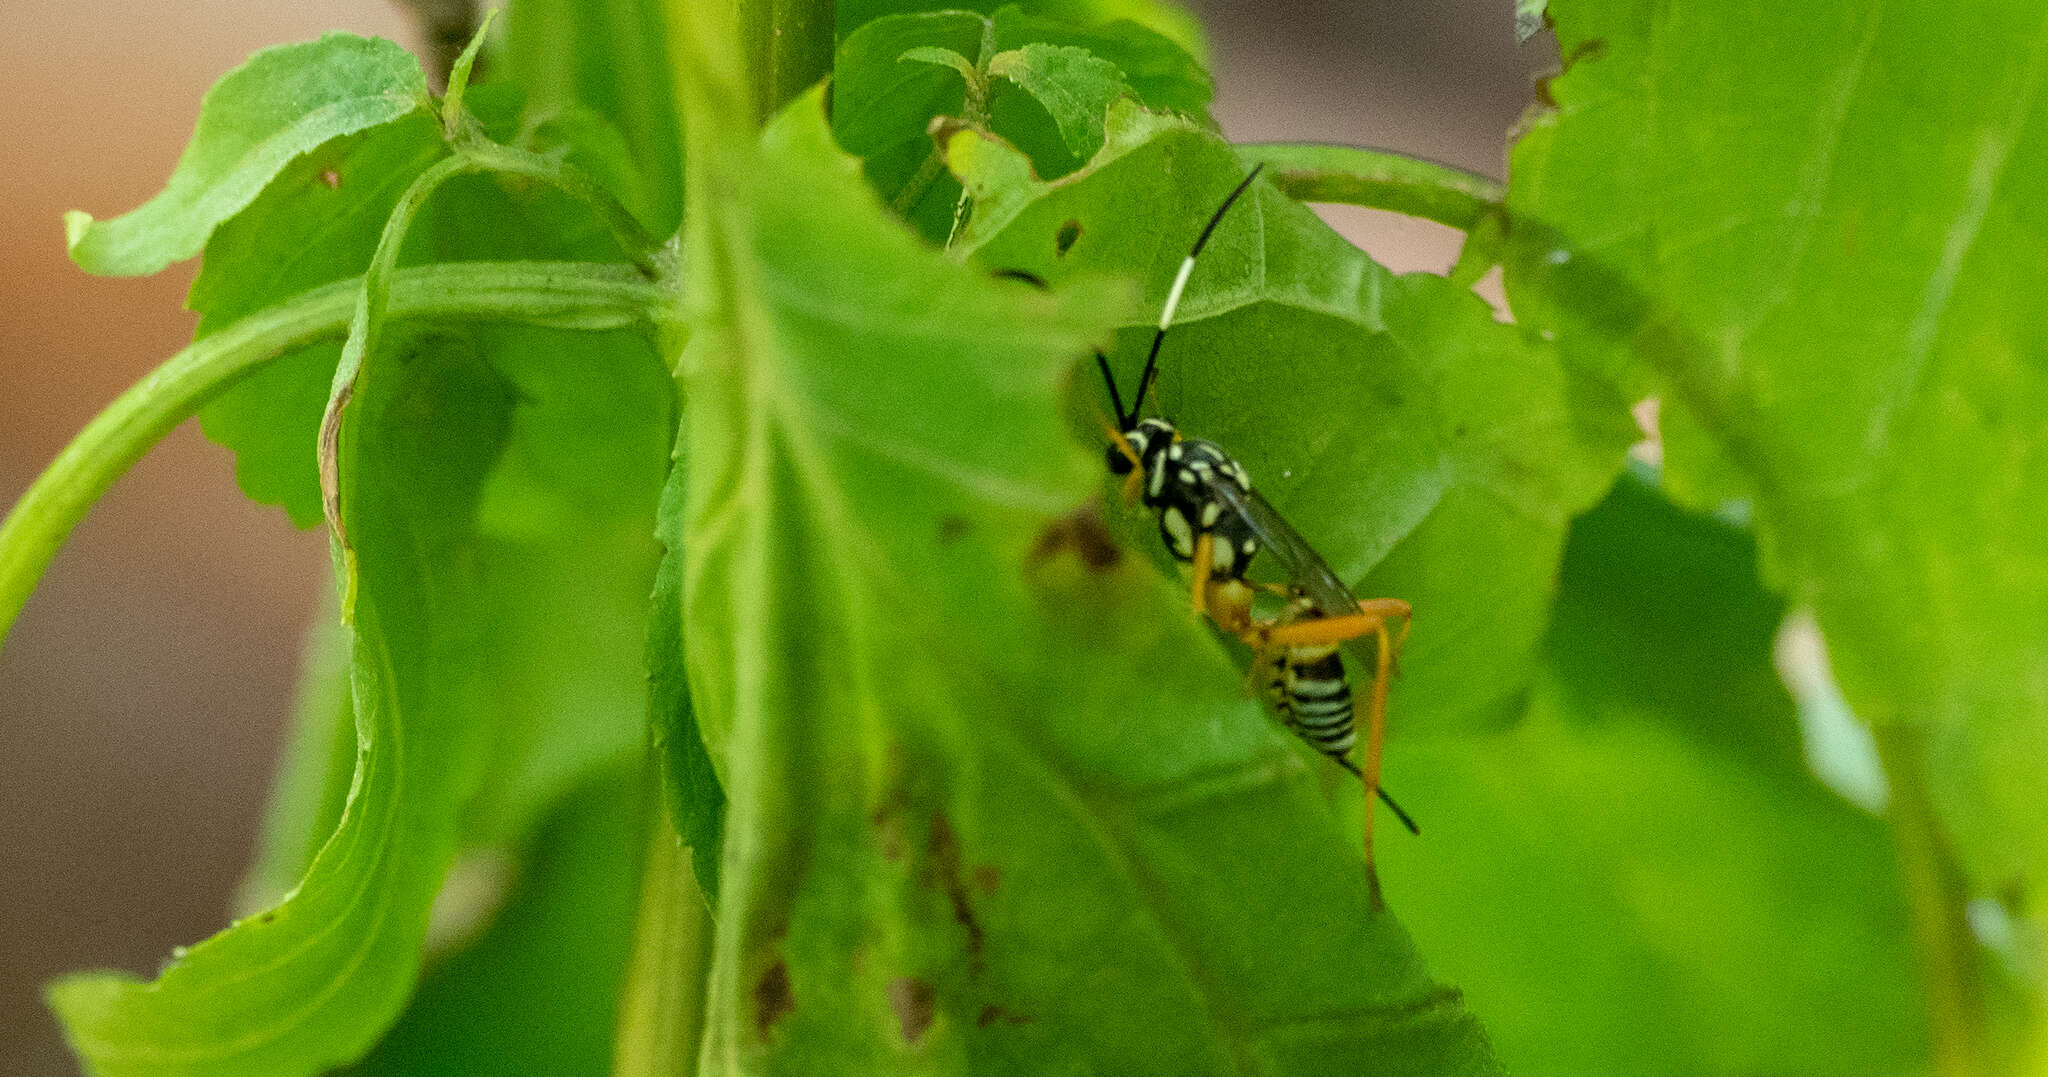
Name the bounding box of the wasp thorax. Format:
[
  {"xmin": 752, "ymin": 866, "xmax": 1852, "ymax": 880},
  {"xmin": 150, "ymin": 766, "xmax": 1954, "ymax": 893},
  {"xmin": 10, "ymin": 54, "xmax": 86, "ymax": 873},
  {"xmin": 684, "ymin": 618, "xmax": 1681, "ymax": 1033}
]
[{"xmin": 1122, "ymin": 418, "xmax": 1174, "ymax": 461}]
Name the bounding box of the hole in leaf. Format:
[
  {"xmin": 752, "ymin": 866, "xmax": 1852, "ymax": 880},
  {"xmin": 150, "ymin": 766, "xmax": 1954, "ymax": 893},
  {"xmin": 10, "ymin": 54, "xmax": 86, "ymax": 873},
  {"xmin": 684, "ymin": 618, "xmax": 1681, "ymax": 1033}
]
[{"xmin": 1055, "ymin": 219, "xmax": 1082, "ymax": 256}]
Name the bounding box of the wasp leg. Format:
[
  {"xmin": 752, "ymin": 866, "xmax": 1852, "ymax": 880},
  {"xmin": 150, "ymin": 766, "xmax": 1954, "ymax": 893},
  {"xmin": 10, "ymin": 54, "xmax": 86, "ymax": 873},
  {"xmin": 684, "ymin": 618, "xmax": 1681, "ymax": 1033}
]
[
  {"xmin": 1190, "ymin": 532, "xmax": 1215, "ymax": 618},
  {"xmin": 1258, "ymin": 599, "xmax": 1412, "ymax": 647},
  {"xmin": 1204, "ymin": 577, "xmax": 1256, "ymax": 638},
  {"xmin": 1358, "ymin": 618, "xmax": 1398, "ymax": 872}
]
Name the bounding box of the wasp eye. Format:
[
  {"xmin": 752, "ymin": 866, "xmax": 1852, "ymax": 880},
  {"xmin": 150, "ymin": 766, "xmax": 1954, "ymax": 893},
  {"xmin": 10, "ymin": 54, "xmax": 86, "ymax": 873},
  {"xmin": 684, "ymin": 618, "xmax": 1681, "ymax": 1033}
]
[{"xmin": 1106, "ymin": 443, "xmax": 1135, "ymax": 475}]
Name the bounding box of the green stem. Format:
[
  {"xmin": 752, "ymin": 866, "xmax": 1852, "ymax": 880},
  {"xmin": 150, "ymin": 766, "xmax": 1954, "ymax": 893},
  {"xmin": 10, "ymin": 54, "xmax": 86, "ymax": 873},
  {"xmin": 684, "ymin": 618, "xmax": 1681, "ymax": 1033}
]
[
  {"xmin": 612, "ymin": 760, "xmax": 713, "ymax": 1077},
  {"xmin": 0, "ymin": 260, "xmax": 666, "ymax": 653},
  {"xmin": 1236, "ymin": 142, "xmax": 1505, "ymax": 232},
  {"xmin": 737, "ymin": 0, "xmax": 837, "ymax": 126},
  {"xmin": 457, "ymin": 139, "xmax": 665, "ymax": 274},
  {"xmin": 1872, "ymin": 723, "xmax": 1984, "ymax": 1077}
]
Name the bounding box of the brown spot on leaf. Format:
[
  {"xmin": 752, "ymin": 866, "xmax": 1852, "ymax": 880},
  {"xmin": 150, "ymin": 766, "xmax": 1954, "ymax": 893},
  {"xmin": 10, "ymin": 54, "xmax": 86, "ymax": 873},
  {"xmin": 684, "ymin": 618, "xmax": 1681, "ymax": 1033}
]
[
  {"xmin": 937, "ymin": 515, "xmax": 972, "ymax": 544},
  {"xmin": 755, "ymin": 960, "xmax": 795, "ymax": 1036},
  {"xmin": 977, "ymin": 1004, "xmax": 1033, "ymax": 1028},
  {"xmin": 1029, "ymin": 504, "xmax": 1121, "ymax": 572},
  {"xmin": 889, "ymin": 977, "xmax": 937, "ymax": 1045},
  {"xmin": 924, "ymin": 814, "xmax": 987, "ymax": 970},
  {"xmin": 873, "ymin": 776, "xmax": 911, "ymax": 861},
  {"xmin": 321, "ymin": 169, "xmax": 341, "ymax": 190},
  {"xmin": 973, "ymin": 865, "xmax": 1002, "ymax": 893}
]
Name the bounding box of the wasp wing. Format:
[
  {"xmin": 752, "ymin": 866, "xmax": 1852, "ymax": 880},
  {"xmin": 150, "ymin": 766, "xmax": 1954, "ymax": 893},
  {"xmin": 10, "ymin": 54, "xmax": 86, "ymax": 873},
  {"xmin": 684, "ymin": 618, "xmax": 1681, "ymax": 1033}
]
[{"xmin": 1206, "ymin": 477, "xmax": 1362, "ymax": 618}]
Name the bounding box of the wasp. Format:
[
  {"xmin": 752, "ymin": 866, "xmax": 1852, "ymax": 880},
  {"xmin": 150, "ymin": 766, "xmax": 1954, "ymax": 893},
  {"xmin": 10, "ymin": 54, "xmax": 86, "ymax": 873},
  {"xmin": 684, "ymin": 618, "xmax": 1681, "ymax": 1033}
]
[{"xmin": 1008, "ymin": 163, "xmax": 1419, "ymax": 856}]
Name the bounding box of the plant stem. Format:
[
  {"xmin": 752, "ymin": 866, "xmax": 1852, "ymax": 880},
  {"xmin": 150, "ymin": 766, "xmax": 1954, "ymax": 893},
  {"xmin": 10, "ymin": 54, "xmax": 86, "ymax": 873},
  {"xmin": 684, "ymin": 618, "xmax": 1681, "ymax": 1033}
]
[
  {"xmin": 458, "ymin": 139, "xmax": 665, "ymax": 274},
  {"xmin": 738, "ymin": 0, "xmax": 836, "ymax": 126},
  {"xmin": 1873, "ymin": 722, "xmax": 1984, "ymax": 1077},
  {"xmin": 0, "ymin": 261, "xmax": 667, "ymax": 654},
  {"xmin": 612, "ymin": 763, "xmax": 713, "ymax": 1077},
  {"xmin": 1236, "ymin": 142, "xmax": 1505, "ymax": 232}
]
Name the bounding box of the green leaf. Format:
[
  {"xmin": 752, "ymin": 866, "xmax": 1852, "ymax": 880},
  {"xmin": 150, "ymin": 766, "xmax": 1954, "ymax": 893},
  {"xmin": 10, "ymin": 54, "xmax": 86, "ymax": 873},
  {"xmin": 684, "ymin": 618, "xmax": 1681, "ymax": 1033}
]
[
  {"xmin": 988, "ymin": 42, "xmax": 1127, "ymax": 160},
  {"xmin": 64, "ymin": 34, "xmax": 431, "ymax": 277},
  {"xmin": 502, "ymin": 0, "xmax": 685, "ymax": 235},
  {"xmin": 649, "ymin": 448, "xmax": 727, "ymax": 899},
  {"xmin": 832, "ymin": 7, "xmax": 1211, "ymax": 240},
  {"xmin": 833, "ymin": 13, "xmax": 989, "ymax": 159},
  {"xmin": 837, "ymin": 0, "xmax": 1208, "ymax": 66},
  {"xmin": 1513, "ymin": 0, "xmax": 1547, "ymax": 43},
  {"xmin": 352, "ymin": 770, "xmax": 647, "ymax": 1077},
  {"xmin": 1381, "ymin": 475, "xmax": 1929, "ymax": 1076},
  {"xmin": 439, "ymin": 8, "xmax": 499, "ymax": 135},
  {"xmin": 950, "ymin": 104, "xmax": 1627, "ymax": 733},
  {"xmin": 1508, "ymin": 0, "xmax": 2048, "ymax": 898},
  {"xmin": 901, "ymin": 45, "xmax": 984, "ymax": 87},
  {"xmin": 674, "ymin": 83, "xmax": 1499, "ymax": 1074},
  {"xmin": 989, "ymin": 6, "xmax": 1208, "ymax": 116},
  {"xmin": 49, "ymin": 334, "xmax": 516, "ymax": 1077}
]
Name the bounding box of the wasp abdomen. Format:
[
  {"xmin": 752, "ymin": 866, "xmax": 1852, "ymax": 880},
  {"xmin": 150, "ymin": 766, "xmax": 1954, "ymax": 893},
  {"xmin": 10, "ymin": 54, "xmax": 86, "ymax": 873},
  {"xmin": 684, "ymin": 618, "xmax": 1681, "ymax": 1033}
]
[{"xmin": 1272, "ymin": 646, "xmax": 1356, "ymax": 760}]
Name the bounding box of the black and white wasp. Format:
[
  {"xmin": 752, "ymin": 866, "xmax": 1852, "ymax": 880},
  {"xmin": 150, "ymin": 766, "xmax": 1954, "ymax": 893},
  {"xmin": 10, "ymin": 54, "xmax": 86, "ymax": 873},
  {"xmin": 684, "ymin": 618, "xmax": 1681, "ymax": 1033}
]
[{"xmin": 1016, "ymin": 163, "xmax": 1419, "ymax": 852}]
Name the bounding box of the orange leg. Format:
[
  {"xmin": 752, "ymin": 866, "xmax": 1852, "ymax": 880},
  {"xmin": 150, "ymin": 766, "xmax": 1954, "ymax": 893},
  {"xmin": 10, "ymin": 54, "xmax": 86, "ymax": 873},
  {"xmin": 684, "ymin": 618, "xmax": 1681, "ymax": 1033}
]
[
  {"xmin": 1190, "ymin": 532, "xmax": 1215, "ymax": 617},
  {"xmin": 1259, "ymin": 598, "xmax": 1409, "ymax": 647},
  {"xmin": 1359, "ymin": 620, "xmax": 1396, "ymax": 872}
]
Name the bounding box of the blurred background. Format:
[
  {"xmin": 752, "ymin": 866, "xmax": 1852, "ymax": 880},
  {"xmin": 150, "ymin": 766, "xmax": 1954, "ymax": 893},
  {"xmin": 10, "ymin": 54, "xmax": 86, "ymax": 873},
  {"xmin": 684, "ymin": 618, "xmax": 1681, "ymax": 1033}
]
[{"xmin": 0, "ymin": 2, "xmax": 1548, "ymax": 1071}]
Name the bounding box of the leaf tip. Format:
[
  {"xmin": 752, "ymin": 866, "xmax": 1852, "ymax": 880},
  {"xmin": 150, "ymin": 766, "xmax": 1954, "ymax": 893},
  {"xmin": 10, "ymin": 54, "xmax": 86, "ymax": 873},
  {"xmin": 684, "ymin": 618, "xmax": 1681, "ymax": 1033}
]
[{"xmin": 62, "ymin": 211, "xmax": 96, "ymax": 261}]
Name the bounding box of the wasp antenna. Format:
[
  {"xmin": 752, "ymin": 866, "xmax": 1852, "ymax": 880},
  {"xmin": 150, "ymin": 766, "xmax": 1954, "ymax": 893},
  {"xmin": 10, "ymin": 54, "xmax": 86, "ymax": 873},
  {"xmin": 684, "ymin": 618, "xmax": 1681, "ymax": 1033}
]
[
  {"xmin": 1132, "ymin": 162, "xmax": 1267, "ymax": 415},
  {"xmin": 1093, "ymin": 351, "xmax": 1130, "ymax": 430}
]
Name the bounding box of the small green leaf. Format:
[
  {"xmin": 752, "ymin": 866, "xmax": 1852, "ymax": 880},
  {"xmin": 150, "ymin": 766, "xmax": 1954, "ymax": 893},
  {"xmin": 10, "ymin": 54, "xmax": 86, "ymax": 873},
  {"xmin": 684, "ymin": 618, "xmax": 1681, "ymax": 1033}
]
[
  {"xmin": 989, "ymin": 6, "xmax": 1209, "ymax": 116},
  {"xmin": 900, "ymin": 44, "xmax": 984, "ymax": 87},
  {"xmin": 49, "ymin": 335, "xmax": 516, "ymax": 1077},
  {"xmin": 837, "ymin": 0, "xmax": 1209, "ymax": 67},
  {"xmin": 440, "ymin": 8, "xmax": 499, "ymax": 135},
  {"xmin": 833, "ymin": 7, "xmax": 1210, "ymax": 238},
  {"xmin": 65, "ymin": 34, "xmax": 431, "ymax": 277},
  {"xmin": 1383, "ymin": 476, "xmax": 1929, "ymax": 1076},
  {"xmin": 649, "ymin": 450, "xmax": 727, "ymax": 899},
  {"xmin": 988, "ymin": 43, "xmax": 1127, "ymax": 160},
  {"xmin": 834, "ymin": 13, "xmax": 990, "ymax": 157}
]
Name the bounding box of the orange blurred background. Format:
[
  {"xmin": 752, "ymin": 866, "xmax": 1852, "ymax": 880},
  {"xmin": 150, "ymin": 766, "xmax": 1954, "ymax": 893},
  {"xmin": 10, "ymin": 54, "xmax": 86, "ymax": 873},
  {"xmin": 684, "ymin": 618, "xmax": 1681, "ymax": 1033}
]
[{"xmin": 0, "ymin": 2, "xmax": 1545, "ymax": 1071}]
